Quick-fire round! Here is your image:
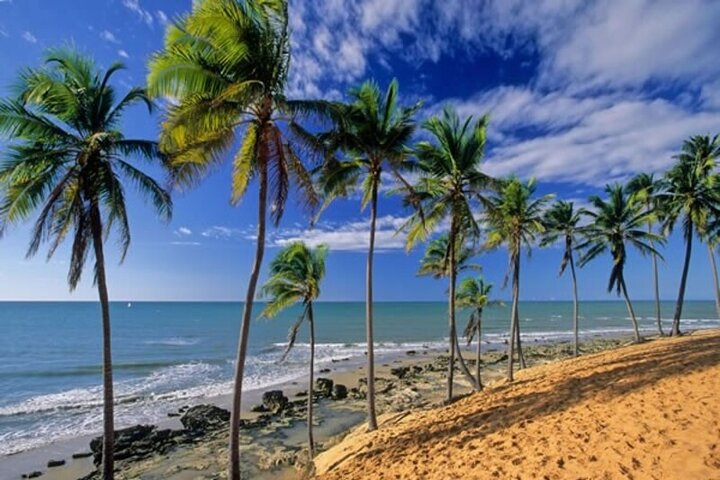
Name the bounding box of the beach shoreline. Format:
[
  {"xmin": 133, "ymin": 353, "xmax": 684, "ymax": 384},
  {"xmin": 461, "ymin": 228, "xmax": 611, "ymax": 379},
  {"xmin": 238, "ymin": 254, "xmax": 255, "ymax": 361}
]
[{"xmin": 2, "ymin": 331, "xmax": 644, "ymax": 480}]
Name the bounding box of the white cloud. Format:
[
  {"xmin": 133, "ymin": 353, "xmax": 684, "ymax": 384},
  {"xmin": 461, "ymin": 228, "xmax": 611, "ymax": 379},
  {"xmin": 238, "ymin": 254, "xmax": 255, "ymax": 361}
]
[
  {"xmin": 100, "ymin": 30, "xmax": 119, "ymax": 44},
  {"xmin": 122, "ymin": 0, "xmax": 153, "ymax": 26},
  {"xmin": 201, "ymin": 226, "xmax": 245, "ymax": 239},
  {"xmin": 21, "ymin": 31, "xmax": 36, "ymax": 44},
  {"xmin": 174, "ymin": 226, "xmax": 192, "ymax": 237},
  {"xmin": 170, "ymin": 241, "xmax": 201, "ymax": 246},
  {"xmin": 156, "ymin": 10, "xmax": 168, "ymax": 25},
  {"xmin": 452, "ymin": 88, "xmax": 720, "ymax": 185},
  {"xmin": 117, "ymin": 49, "xmax": 129, "ymax": 59},
  {"xmin": 270, "ymin": 215, "xmax": 409, "ymax": 252},
  {"xmin": 0, "ymin": 27, "xmax": 7, "ymax": 38}
]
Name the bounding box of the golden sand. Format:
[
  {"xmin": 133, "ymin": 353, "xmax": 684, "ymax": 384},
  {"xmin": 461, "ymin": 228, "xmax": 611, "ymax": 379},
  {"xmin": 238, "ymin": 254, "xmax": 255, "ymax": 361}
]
[{"xmin": 315, "ymin": 330, "xmax": 720, "ymax": 480}]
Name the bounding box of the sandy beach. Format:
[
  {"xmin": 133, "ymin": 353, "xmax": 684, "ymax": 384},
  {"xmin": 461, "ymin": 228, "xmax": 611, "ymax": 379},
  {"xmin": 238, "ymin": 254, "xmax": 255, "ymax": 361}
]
[
  {"xmin": 315, "ymin": 329, "xmax": 720, "ymax": 480},
  {"xmin": 7, "ymin": 335, "xmax": 641, "ymax": 480}
]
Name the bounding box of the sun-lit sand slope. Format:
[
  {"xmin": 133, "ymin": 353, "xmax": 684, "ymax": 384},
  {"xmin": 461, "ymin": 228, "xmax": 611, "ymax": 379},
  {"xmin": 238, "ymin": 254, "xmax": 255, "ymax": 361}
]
[{"xmin": 315, "ymin": 330, "xmax": 720, "ymax": 480}]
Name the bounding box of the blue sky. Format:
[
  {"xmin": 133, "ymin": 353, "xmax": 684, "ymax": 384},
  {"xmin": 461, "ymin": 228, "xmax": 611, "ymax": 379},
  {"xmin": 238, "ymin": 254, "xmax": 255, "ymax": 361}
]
[{"xmin": 1, "ymin": 0, "xmax": 720, "ymax": 301}]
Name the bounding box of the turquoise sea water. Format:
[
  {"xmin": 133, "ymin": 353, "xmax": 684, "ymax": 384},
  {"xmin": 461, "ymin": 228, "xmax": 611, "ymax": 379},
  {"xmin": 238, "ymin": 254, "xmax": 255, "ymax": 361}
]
[{"xmin": 0, "ymin": 300, "xmax": 717, "ymax": 455}]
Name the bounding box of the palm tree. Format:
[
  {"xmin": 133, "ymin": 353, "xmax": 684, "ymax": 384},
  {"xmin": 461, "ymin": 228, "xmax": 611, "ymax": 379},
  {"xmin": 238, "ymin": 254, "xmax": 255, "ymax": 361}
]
[
  {"xmin": 147, "ymin": 3, "xmax": 324, "ymax": 476},
  {"xmin": 662, "ymin": 135, "xmax": 720, "ymax": 336},
  {"xmin": 402, "ymin": 107, "xmax": 495, "ymax": 401},
  {"xmin": 578, "ymin": 184, "xmax": 662, "ymax": 343},
  {"xmin": 704, "ymin": 214, "xmax": 720, "ymax": 319},
  {"xmin": 315, "ymin": 79, "xmax": 419, "ymax": 428},
  {"xmin": 0, "ymin": 48, "xmax": 171, "ymax": 480},
  {"xmin": 417, "ymin": 233, "xmax": 481, "ymax": 391},
  {"xmin": 626, "ymin": 173, "xmax": 665, "ymax": 336},
  {"xmin": 541, "ymin": 200, "xmax": 586, "ymax": 356},
  {"xmin": 260, "ymin": 242, "xmax": 327, "ymax": 459},
  {"xmin": 483, "ymin": 178, "xmax": 552, "ymax": 382},
  {"xmin": 455, "ymin": 276, "xmax": 498, "ymax": 388}
]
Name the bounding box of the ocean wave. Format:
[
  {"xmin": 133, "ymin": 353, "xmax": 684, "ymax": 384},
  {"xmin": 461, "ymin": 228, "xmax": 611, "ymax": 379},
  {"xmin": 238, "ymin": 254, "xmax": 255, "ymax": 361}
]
[{"xmin": 144, "ymin": 337, "xmax": 200, "ymax": 347}]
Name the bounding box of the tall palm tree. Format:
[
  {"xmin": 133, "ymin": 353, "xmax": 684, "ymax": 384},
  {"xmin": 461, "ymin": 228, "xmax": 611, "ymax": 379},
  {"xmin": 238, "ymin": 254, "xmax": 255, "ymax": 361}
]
[
  {"xmin": 315, "ymin": 79, "xmax": 419, "ymax": 428},
  {"xmin": 260, "ymin": 242, "xmax": 327, "ymax": 459},
  {"xmin": 402, "ymin": 107, "xmax": 495, "ymax": 401},
  {"xmin": 0, "ymin": 48, "xmax": 171, "ymax": 480},
  {"xmin": 662, "ymin": 135, "xmax": 720, "ymax": 336},
  {"xmin": 483, "ymin": 178, "xmax": 552, "ymax": 382},
  {"xmin": 417, "ymin": 233, "xmax": 481, "ymax": 391},
  {"xmin": 704, "ymin": 214, "xmax": 720, "ymax": 319},
  {"xmin": 578, "ymin": 184, "xmax": 662, "ymax": 343},
  {"xmin": 147, "ymin": 2, "xmax": 323, "ymax": 477},
  {"xmin": 541, "ymin": 200, "xmax": 586, "ymax": 356},
  {"xmin": 626, "ymin": 173, "xmax": 665, "ymax": 336},
  {"xmin": 455, "ymin": 276, "xmax": 498, "ymax": 388}
]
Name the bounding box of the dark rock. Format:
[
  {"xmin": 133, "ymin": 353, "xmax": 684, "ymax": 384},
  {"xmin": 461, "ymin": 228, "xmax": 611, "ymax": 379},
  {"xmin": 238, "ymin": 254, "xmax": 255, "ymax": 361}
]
[
  {"xmin": 22, "ymin": 472, "xmax": 43, "ymax": 478},
  {"xmin": 251, "ymin": 404, "xmax": 269, "ymax": 413},
  {"xmin": 72, "ymin": 452, "xmax": 93, "ymax": 459},
  {"xmin": 262, "ymin": 390, "xmax": 289, "ymax": 414},
  {"xmin": 167, "ymin": 412, "xmax": 181, "ymax": 417},
  {"xmin": 348, "ymin": 387, "xmax": 365, "ymax": 400},
  {"xmin": 90, "ymin": 424, "xmax": 186, "ymax": 467},
  {"xmin": 390, "ymin": 366, "xmax": 410, "ymax": 379},
  {"xmin": 180, "ymin": 404, "xmax": 230, "ymax": 433},
  {"xmin": 47, "ymin": 459, "xmax": 65, "ymax": 468},
  {"xmin": 406, "ymin": 350, "xmax": 417, "ymax": 356},
  {"xmin": 332, "ymin": 384, "xmax": 348, "ymax": 400},
  {"xmin": 315, "ymin": 378, "xmax": 334, "ymax": 398},
  {"xmin": 320, "ymin": 368, "xmax": 331, "ymax": 373},
  {"xmin": 295, "ymin": 390, "xmax": 308, "ymax": 397}
]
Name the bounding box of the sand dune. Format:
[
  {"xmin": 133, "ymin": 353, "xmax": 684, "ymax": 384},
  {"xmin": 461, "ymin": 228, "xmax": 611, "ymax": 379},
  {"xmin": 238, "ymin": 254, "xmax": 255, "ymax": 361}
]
[{"xmin": 315, "ymin": 330, "xmax": 720, "ymax": 480}]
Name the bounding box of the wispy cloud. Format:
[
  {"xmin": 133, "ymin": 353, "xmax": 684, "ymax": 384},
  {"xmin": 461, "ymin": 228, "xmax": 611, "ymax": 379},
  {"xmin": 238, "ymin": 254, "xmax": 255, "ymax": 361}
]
[
  {"xmin": 170, "ymin": 241, "xmax": 201, "ymax": 246},
  {"xmin": 201, "ymin": 226, "xmax": 246, "ymax": 240},
  {"xmin": 122, "ymin": 0, "xmax": 153, "ymax": 26},
  {"xmin": 21, "ymin": 31, "xmax": 36, "ymax": 44},
  {"xmin": 100, "ymin": 30, "xmax": 120, "ymax": 44},
  {"xmin": 156, "ymin": 10, "xmax": 168, "ymax": 25},
  {"xmin": 117, "ymin": 49, "xmax": 129, "ymax": 59},
  {"xmin": 173, "ymin": 226, "xmax": 192, "ymax": 237},
  {"xmin": 269, "ymin": 215, "xmax": 410, "ymax": 252}
]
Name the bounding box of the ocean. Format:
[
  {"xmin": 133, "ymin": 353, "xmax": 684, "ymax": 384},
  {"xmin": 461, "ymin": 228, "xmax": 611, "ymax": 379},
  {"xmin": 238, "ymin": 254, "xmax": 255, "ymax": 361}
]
[{"xmin": 0, "ymin": 300, "xmax": 717, "ymax": 457}]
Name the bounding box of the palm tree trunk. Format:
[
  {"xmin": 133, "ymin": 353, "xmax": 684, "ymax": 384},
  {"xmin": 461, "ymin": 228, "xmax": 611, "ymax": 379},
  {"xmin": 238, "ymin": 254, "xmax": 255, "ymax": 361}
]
[
  {"xmin": 475, "ymin": 310, "xmax": 483, "ymax": 389},
  {"xmin": 452, "ymin": 327, "xmax": 480, "ymax": 390},
  {"xmin": 507, "ymin": 253, "xmax": 519, "ymax": 382},
  {"xmin": 365, "ymin": 176, "xmax": 379, "ymax": 430},
  {"xmin": 620, "ymin": 278, "xmax": 641, "ymax": 343},
  {"xmin": 228, "ymin": 161, "xmax": 268, "ymax": 480},
  {"xmin": 569, "ymin": 252, "xmax": 580, "ymax": 357},
  {"xmin": 514, "ymin": 254, "xmax": 526, "ymax": 369},
  {"xmin": 89, "ymin": 203, "xmax": 114, "ymax": 480},
  {"xmin": 447, "ymin": 219, "xmax": 457, "ymax": 402},
  {"xmin": 650, "ymin": 237, "xmax": 664, "ymax": 337},
  {"xmin": 307, "ymin": 303, "xmax": 315, "ymax": 458},
  {"xmin": 708, "ymin": 245, "xmax": 720, "ymax": 319},
  {"xmin": 671, "ymin": 223, "xmax": 693, "ymax": 337}
]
